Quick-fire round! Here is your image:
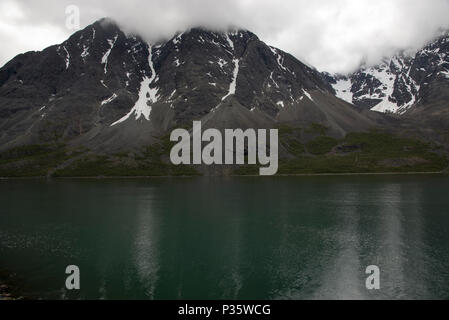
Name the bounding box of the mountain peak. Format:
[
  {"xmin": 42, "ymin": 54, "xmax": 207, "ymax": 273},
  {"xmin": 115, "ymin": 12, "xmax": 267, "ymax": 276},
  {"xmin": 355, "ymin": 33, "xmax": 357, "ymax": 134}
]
[
  {"xmin": 0, "ymin": 17, "xmax": 359, "ymax": 151},
  {"xmin": 80, "ymin": 18, "xmax": 259, "ymax": 48},
  {"xmin": 327, "ymin": 30, "xmax": 449, "ymax": 114}
]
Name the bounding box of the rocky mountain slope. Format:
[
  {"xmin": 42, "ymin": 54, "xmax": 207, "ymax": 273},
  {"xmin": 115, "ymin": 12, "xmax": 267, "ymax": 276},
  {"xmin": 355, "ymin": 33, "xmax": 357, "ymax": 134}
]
[
  {"xmin": 325, "ymin": 32, "xmax": 449, "ymax": 118},
  {"xmin": 0, "ymin": 18, "xmax": 384, "ymax": 152},
  {"xmin": 1, "ymin": 18, "xmax": 447, "ymax": 177}
]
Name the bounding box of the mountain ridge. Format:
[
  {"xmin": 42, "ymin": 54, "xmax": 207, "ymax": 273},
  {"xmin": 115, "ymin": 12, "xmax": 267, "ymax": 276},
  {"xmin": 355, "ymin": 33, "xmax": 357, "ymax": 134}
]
[
  {"xmin": 325, "ymin": 31, "xmax": 449, "ymax": 119},
  {"xmin": 1, "ymin": 18, "xmax": 447, "ymax": 177},
  {"xmin": 0, "ymin": 18, "xmax": 384, "ymax": 152}
]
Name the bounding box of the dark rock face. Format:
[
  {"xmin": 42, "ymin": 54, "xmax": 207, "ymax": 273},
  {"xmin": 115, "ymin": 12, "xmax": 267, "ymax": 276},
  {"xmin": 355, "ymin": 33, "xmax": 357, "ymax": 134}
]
[
  {"xmin": 326, "ymin": 32, "xmax": 449, "ymax": 117},
  {"xmin": 0, "ymin": 19, "xmax": 151, "ymax": 148},
  {"xmin": 0, "ymin": 18, "xmax": 378, "ymax": 152}
]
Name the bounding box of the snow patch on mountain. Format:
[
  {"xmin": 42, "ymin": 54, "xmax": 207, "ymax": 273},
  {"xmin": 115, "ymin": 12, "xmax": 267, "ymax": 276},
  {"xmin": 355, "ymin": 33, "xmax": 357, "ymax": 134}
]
[
  {"xmin": 333, "ymin": 78, "xmax": 353, "ymax": 102},
  {"xmin": 57, "ymin": 46, "xmax": 71, "ymax": 69},
  {"xmin": 269, "ymin": 46, "xmax": 289, "ymax": 73},
  {"xmin": 111, "ymin": 45, "xmax": 159, "ymax": 126},
  {"xmin": 302, "ymin": 89, "xmax": 313, "ymax": 102},
  {"xmin": 168, "ymin": 90, "xmax": 176, "ymax": 101},
  {"xmin": 63, "ymin": 46, "xmax": 70, "ymax": 69},
  {"xmin": 81, "ymin": 45, "xmax": 89, "ymax": 60},
  {"xmin": 218, "ymin": 58, "xmax": 227, "ymax": 68},
  {"xmin": 269, "ymin": 72, "xmax": 279, "ymax": 89},
  {"xmin": 225, "ymin": 33, "xmax": 234, "ymax": 51},
  {"xmin": 173, "ymin": 32, "xmax": 184, "ymax": 45},
  {"xmin": 364, "ymin": 63, "xmax": 398, "ymax": 113},
  {"xmin": 101, "ymin": 94, "xmax": 118, "ymax": 106},
  {"xmin": 102, "ymin": 35, "xmax": 118, "ymax": 74},
  {"xmin": 329, "ymin": 32, "xmax": 449, "ymax": 114},
  {"xmin": 221, "ymin": 59, "xmax": 240, "ymax": 101}
]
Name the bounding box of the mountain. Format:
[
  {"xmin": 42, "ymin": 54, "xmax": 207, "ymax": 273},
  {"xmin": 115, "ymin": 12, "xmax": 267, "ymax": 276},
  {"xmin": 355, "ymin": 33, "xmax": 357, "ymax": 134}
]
[
  {"xmin": 325, "ymin": 32, "xmax": 449, "ymax": 122},
  {"xmin": 0, "ymin": 18, "xmax": 384, "ymax": 152},
  {"xmin": 1, "ymin": 18, "xmax": 447, "ymax": 177}
]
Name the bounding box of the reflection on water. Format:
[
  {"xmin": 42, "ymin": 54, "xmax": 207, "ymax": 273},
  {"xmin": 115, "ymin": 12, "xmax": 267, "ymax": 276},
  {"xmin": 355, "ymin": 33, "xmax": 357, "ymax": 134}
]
[
  {"xmin": 0, "ymin": 176, "xmax": 449, "ymax": 299},
  {"xmin": 134, "ymin": 195, "xmax": 160, "ymax": 299},
  {"xmin": 313, "ymin": 186, "xmax": 364, "ymax": 299},
  {"xmin": 218, "ymin": 214, "xmax": 242, "ymax": 299},
  {"xmin": 378, "ymin": 184, "xmax": 406, "ymax": 298}
]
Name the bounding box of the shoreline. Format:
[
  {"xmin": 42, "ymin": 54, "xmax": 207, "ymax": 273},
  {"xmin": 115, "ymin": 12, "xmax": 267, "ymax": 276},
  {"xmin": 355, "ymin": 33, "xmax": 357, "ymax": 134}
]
[
  {"xmin": 0, "ymin": 171, "xmax": 447, "ymax": 180},
  {"xmin": 0, "ymin": 272, "xmax": 23, "ymax": 300},
  {"xmin": 0, "ymin": 283, "xmax": 15, "ymax": 300}
]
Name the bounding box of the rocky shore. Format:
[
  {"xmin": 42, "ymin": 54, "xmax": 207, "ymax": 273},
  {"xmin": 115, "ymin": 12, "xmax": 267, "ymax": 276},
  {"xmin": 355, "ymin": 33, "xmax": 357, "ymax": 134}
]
[
  {"xmin": 0, "ymin": 271, "xmax": 24, "ymax": 300},
  {"xmin": 0, "ymin": 283, "xmax": 15, "ymax": 300}
]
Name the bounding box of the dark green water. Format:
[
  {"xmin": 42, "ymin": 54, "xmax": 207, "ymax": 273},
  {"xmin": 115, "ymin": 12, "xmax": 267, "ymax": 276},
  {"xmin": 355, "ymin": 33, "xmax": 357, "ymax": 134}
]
[{"xmin": 1, "ymin": 176, "xmax": 449, "ymax": 300}]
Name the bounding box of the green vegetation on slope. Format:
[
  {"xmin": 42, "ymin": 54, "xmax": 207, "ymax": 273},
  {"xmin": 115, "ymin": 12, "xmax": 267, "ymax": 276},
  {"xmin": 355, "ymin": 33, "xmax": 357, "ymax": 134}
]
[
  {"xmin": 278, "ymin": 124, "xmax": 305, "ymax": 157},
  {"xmin": 52, "ymin": 155, "xmax": 200, "ymax": 177},
  {"xmin": 0, "ymin": 134, "xmax": 201, "ymax": 177},
  {"xmin": 306, "ymin": 136, "xmax": 338, "ymax": 155},
  {"xmin": 52, "ymin": 134, "xmax": 201, "ymax": 177},
  {"xmin": 278, "ymin": 130, "xmax": 448, "ymax": 174},
  {"xmin": 235, "ymin": 127, "xmax": 448, "ymax": 175},
  {"xmin": 0, "ymin": 128, "xmax": 447, "ymax": 177},
  {"xmin": 0, "ymin": 144, "xmax": 74, "ymax": 177}
]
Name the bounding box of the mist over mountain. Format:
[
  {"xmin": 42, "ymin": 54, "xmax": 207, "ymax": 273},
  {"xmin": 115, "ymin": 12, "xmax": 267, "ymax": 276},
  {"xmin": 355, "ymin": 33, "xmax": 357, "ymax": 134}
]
[
  {"xmin": 3, "ymin": 0, "xmax": 449, "ymax": 74},
  {"xmin": 325, "ymin": 31, "xmax": 449, "ymax": 131}
]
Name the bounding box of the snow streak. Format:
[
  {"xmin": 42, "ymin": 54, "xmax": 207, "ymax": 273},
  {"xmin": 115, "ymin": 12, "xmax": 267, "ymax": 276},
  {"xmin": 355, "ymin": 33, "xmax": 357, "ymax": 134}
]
[
  {"xmin": 111, "ymin": 44, "xmax": 159, "ymax": 126},
  {"xmin": 102, "ymin": 35, "xmax": 118, "ymax": 74},
  {"xmin": 221, "ymin": 59, "xmax": 240, "ymax": 102}
]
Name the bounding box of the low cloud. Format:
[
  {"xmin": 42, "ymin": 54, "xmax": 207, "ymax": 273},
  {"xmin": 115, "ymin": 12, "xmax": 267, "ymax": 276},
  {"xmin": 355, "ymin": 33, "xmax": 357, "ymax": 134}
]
[{"xmin": 1, "ymin": 0, "xmax": 449, "ymax": 73}]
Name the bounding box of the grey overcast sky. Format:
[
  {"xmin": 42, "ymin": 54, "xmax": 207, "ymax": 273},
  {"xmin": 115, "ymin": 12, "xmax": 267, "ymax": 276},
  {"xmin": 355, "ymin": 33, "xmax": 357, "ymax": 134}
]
[{"xmin": 1, "ymin": 0, "xmax": 449, "ymax": 73}]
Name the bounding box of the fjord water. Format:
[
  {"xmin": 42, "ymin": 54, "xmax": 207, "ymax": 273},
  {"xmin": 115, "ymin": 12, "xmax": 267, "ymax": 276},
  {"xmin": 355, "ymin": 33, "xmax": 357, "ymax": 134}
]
[{"xmin": 1, "ymin": 176, "xmax": 449, "ymax": 300}]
